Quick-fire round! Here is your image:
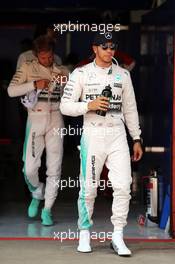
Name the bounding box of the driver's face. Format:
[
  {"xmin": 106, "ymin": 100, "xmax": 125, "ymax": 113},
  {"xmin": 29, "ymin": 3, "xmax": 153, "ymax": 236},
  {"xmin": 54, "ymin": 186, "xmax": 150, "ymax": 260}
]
[
  {"xmin": 93, "ymin": 42, "xmax": 115, "ymax": 65},
  {"xmin": 37, "ymin": 50, "xmax": 54, "ymax": 67}
]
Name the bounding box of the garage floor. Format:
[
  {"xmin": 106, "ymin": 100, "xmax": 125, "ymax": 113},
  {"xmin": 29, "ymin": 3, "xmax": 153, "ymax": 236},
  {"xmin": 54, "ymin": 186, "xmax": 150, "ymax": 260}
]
[
  {"xmin": 0, "ymin": 197, "xmax": 170, "ymax": 239},
  {"xmin": 0, "ymin": 146, "xmax": 171, "ymax": 240}
]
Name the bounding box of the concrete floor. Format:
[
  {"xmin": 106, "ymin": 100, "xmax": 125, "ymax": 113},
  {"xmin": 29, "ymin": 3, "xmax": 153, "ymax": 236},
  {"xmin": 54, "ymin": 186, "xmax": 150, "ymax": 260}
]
[
  {"xmin": 0, "ymin": 144, "xmax": 171, "ymax": 240},
  {"xmin": 0, "ymin": 198, "xmax": 170, "ymax": 239},
  {"xmin": 0, "ymin": 240, "xmax": 175, "ymax": 264},
  {"xmin": 0, "ymin": 145, "xmax": 173, "ymax": 264}
]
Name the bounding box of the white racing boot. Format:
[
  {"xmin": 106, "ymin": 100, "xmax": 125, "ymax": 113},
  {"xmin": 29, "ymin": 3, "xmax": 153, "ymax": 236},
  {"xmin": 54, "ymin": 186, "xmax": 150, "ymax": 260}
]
[
  {"xmin": 111, "ymin": 230, "xmax": 131, "ymax": 257},
  {"xmin": 77, "ymin": 230, "xmax": 92, "ymax": 253}
]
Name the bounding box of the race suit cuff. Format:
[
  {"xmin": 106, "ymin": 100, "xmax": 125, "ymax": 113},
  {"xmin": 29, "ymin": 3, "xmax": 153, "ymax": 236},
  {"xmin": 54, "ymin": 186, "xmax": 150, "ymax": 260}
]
[
  {"xmin": 82, "ymin": 102, "xmax": 89, "ymax": 114},
  {"xmin": 28, "ymin": 81, "xmax": 37, "ymax": 92},
  {"xmin": 133, "ymin": 137, "xmax": 140, "ymax": 140},
  {"xmin": 133, "ymin": 137, "xmax": 143, "ymax": 144}
]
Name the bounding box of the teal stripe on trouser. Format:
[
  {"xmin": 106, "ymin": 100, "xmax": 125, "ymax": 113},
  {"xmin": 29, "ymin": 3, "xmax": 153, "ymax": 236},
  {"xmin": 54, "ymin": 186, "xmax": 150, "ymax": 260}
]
[
  {"xmin": 22, "ymin": 119, "xmax": 37, "ymax": 192},
  {"xmin": 78, "ymin": 134, "xmax": 92, "ymax": 229}
]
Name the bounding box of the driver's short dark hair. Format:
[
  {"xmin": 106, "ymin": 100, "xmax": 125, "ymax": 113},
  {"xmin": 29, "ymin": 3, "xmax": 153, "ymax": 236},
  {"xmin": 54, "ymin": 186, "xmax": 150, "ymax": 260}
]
[{"xmin": 33, "ymin": 35, "xmax": 55, "ymax": 54}]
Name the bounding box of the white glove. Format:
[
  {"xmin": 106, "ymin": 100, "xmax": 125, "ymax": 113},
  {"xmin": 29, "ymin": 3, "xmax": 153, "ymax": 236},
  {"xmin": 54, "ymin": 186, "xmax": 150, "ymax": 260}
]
[{"xmin": 21, "ymin": 89, "xmax": 42, "ymax": 109}]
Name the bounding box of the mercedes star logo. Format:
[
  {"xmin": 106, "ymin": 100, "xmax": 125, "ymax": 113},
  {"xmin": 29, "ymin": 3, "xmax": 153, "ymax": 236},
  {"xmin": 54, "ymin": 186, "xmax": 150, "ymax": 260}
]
[{"xmin": 105, "ymin": 32, "xmax": 112, "ymax": 40}]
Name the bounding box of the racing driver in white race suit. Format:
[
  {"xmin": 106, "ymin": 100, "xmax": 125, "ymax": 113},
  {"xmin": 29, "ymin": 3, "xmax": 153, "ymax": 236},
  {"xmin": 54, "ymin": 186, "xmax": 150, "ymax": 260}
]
[
  {"xmin": 60, "ymin": 31, "xmax": 143, "ymax": 256},
  {"xmin": 8, "ymin": 35, "xmax": 68, "ymax": 226}
]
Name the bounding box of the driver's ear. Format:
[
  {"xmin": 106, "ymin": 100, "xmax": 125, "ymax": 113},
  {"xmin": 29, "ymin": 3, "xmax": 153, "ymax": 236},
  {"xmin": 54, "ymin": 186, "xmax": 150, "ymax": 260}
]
[{"xmin": 92, "ymin": 45, "xmax": 97, "ymax": 54}]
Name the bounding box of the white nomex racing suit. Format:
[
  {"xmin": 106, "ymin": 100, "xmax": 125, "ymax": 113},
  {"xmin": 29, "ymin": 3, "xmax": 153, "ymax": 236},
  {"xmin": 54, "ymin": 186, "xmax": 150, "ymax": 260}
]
[
  {"xmin": 60, "ymin": 60, "xmax": 141, "ymax": 231},
  {"xmin": 8, "ymin": 59, "xmax": 68, "ymax": 209}
]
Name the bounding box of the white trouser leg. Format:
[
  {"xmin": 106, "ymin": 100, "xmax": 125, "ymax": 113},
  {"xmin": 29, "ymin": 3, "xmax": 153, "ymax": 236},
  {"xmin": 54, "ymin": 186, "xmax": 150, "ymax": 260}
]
[
  {"xmin": 105, "ymin": 126, "xmax": 132, "ymax": 256},
  {"xmin": 44, "ymin": 112, "xmax": 64, "ymax": 209},
  {"xmin": 105, "ymin": 132, "xmax": 132, "ymax": 230},
  {"xmin": 23, "ymin": 114, "xmax": 45, "ymax": 198},
  {"xmin": 32, "ymin": 182, "xmax": 45, "ymax": 200},
  {"xmin": 78, "ymin": 129, "xmax": 106, "ymax": 230}
]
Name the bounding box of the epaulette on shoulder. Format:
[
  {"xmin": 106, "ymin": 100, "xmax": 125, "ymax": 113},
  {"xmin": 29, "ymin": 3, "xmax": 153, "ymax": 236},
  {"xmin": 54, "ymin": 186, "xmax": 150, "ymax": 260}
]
[
  {"xmin": 25, "ymin": 60, "xmax": 32, "ymax": 65},
  {"xmin": 124, "ymin": 70, "xmax": 129, "ymax": 76},
  {"xmin": 54, "ymin": 62, "xmax": 62, "ymax": 68},
  {"xmin": 76, "ymin": 66, "xmax": 85, "ymax": 73}
]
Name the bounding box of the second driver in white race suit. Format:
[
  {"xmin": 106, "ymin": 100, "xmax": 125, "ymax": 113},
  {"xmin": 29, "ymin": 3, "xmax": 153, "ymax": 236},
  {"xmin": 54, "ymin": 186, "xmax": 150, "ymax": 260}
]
[
  {"xmin": 60, "ymin": 31, "xmax": 143, "ymax": 256},
  {"xmin": 8, "ymin": 35, "xmax": 68, "ymax": 226}
]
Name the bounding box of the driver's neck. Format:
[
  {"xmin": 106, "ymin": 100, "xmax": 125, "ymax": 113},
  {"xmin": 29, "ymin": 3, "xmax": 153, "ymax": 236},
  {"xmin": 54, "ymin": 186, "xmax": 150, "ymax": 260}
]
[{"xmin": 95, "ymin": 58, "xmax": 112, "ymax": 68}]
